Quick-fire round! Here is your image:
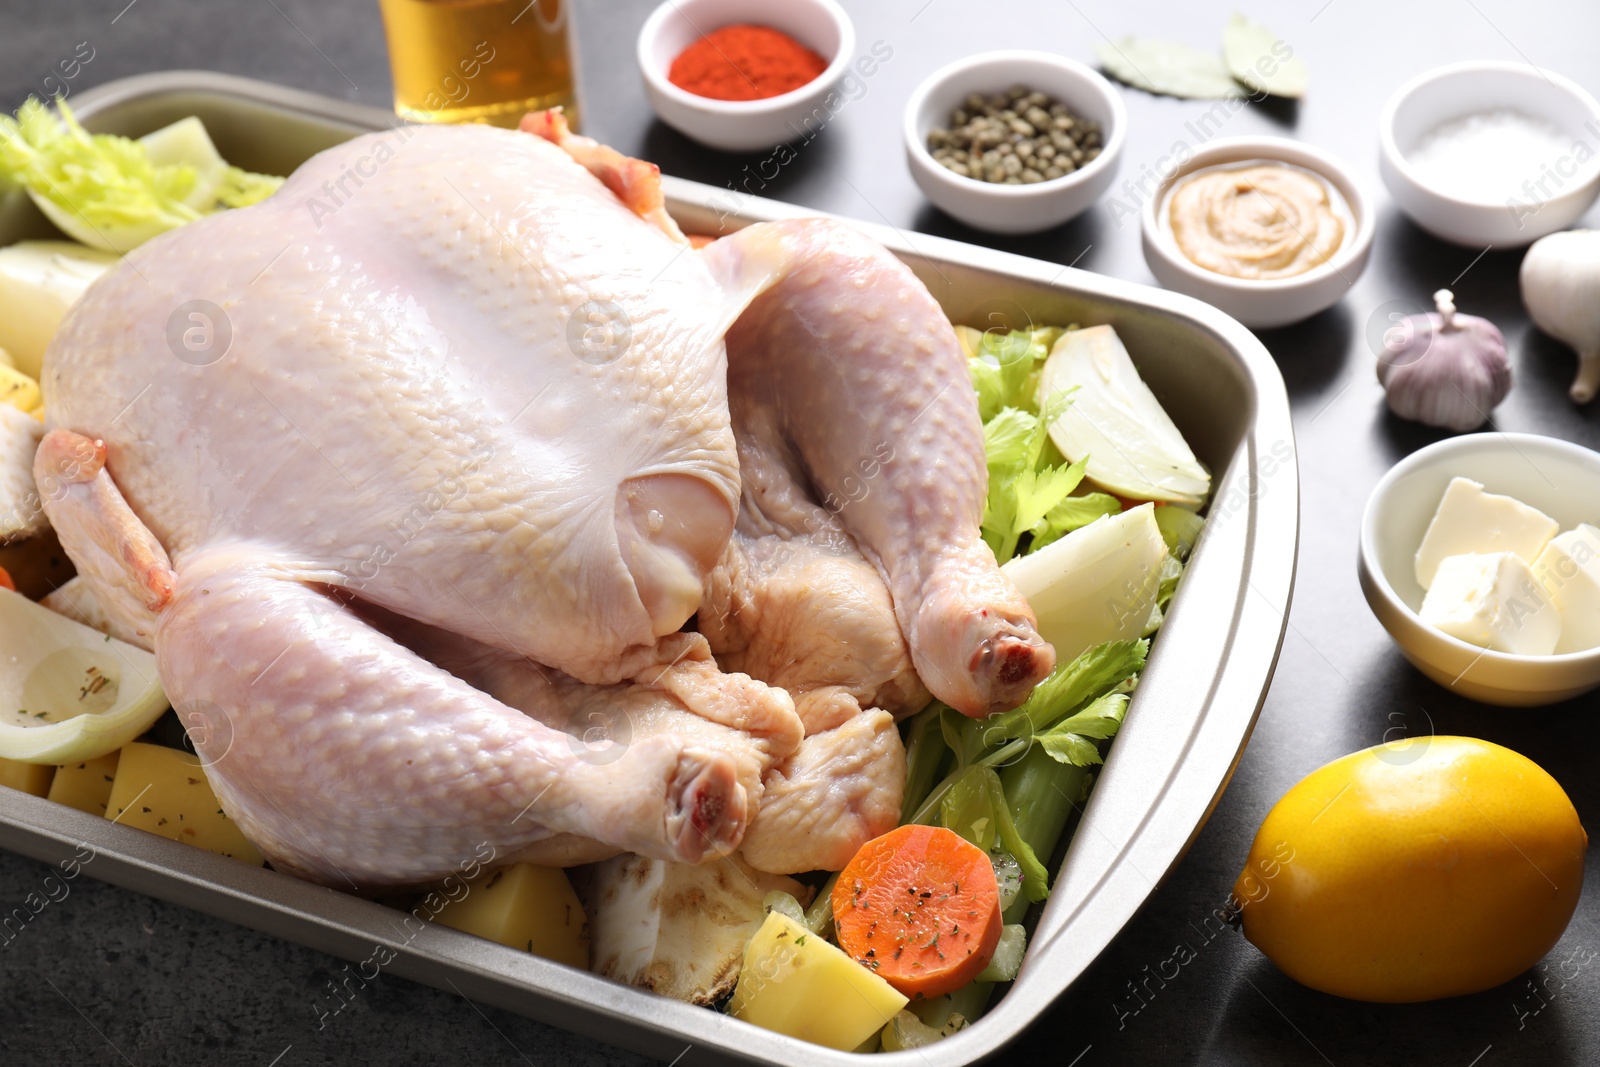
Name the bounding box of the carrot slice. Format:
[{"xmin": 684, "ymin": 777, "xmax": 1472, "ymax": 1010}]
[
  {"xmin": 0, "ymin": 566, "xmax": 13, "ymax": 592},
  {"xmin": 832, "ymin": 824, "xmax": 1003, "ymax": 1000}
]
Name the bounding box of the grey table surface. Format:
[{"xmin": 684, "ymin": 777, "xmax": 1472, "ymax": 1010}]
[{"xmin": 2, "ymin": 0, "xmax": 1598, "ymax": 1064}]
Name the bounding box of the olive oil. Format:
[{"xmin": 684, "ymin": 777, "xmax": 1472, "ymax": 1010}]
[{"xmin": 378, "ymin": 0, "xmax": 578, "ymax": 129}]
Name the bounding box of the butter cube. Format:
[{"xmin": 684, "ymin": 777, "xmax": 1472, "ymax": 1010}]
[
  {"xmin": 1420, "ymin": 552, "xmax": 1561, "ymax": 655},
  {"xmin": 49, "ymin": 750, "xmax": 121, "ymax": 816},
  {"xmin": 0, "ymin": 756, "xmax": 54, "ymax": 797},
  {"xmin": 1415, "ymin": 479, "xmax": 1559, "ymax": 589},
  {"xmin": 1533, "ymin": 523, "xmax": 1600, "ymax": 654},
  {"xmin": 105, "ymin": 743, "xmax": 264, "ymax": 865},
  {"xmin": 430, "ymin": 863, "xmax": 589, "ymax": 968}
]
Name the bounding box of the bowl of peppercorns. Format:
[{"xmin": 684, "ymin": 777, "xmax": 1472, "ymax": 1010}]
[
  {"xmin": 637, "ymin": 0, "xmax": 857, "ymax": 153},
  {"xmin": 904, "ymin": 51, "xmax": 1127, "ymax": 234}
]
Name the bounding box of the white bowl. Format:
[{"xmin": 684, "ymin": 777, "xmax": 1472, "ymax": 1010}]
[
  {"xmin": 1139, "ymin": 137, "xmax": 1373, "ymax": 330},
  {"xmin": 1378, "ymin": 61, "xmax": 1600, "ymax": 248},
  {"xmin": 636, "ymin": 0, "xmax": 855, "ymax": 153},
  {"xmin": 902, "ymin": 51, "xmax": 1126, "ymax": 235},
  {"xmin": 1358, "ymin": 433, "xmax": 1600, "ymax": 706}
]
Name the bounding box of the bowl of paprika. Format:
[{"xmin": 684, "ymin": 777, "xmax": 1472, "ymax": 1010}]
[{"xmin": 637, "ymin": 0, "xmax": 857, "ymax": 153}]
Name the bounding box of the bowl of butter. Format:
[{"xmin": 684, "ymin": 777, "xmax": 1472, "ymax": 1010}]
[{"xmin": 1359, "ymin": 432, "xmax": 1600, "ymax": 706}]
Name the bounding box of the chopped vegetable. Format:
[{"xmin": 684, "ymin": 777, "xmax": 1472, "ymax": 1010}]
[
  {"xmin": 0, "ymin": 240, "xmax": 118, "ymax": 378},
  {"xmin": 0, "ymin": 365, "xmax": 41, "ymax": 413},
  {"xmin": 588, "ymin": 852, "xmax": 811, "ymax": 1005},
  {"xmin": 47, "ymin": 749, "xmax": 120, "ymax": 816},
  {"xmin": 0, "ymin": 99, "xmax": 282, "ymax": 254},
  {"xmin": 763, "ymin": 890, "xmax": 808, "ymax": 926},
  {"xmin": 903, "ymin": 638, "xmax": 1148, "ymax": 912},
  {"xmin": 729, "ymin": 910, "xmax": 907, "ymax": 1050},
  {"xmin": 880, "ymin": 1008, "xmax": 968, "ymax": 1051},
  {"xmin": 958, "ymin": 323, "xmax": 1065, "ymax": 420},
  {"xmin": 1039, "ymin": 325, "xmax": 1210, "ymax": 505},
  {"xmin": 430, "ymin": 862, "xmax": 589, "ymax": 969},
  {"xmin": 832, "ymin": 824, "xmax": 1003, "ymax": 1000},
  {"xmin": 1002, "ymin": 503, "xmax": 1170, "ymax": 664},
  {"xmin": 976, "ymin": 924, "xmax": 1027, "ymax": 982},
  {"xmin": 105, "ymin": 742, "xmax": 263, "ymax": 864},
  {"xmin": 0, "ymin": 754, "xmax": 54, "ymax": 796},
  {"xmin": 981, "ymin": 639, "xmax": 1147, "ymax": 749},
  {"xmin": 910, "ymin": 980, "xmax": 994, "ymax": 1033},
  {"xmin": 980, "ymin": 403, "xmax": 1087, "ymax": 564},
  {"xmin": 1155, "ymin": 504, "xmax": 1206, "ymax": 561},
  {"xmin": 0, "ymin": 588, "xmax": 168, "ymax": 763}
]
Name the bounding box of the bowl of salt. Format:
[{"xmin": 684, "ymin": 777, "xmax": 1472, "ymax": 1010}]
[{"xmin": 1379, "ymin": 60, "xmax": 1600, "ymax": 248}]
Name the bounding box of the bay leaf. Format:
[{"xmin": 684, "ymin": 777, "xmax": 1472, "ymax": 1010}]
[
  {"xmin": 1222, "ymin": 13, "xmax": 1310, "ymax": 98},
  {"xmin": 1094, "ymin": 38, "xmax": 1245, "ymax": 100}
]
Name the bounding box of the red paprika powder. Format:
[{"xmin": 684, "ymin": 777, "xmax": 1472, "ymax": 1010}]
[{"xmin": 668, "ymin": 24, "xmax": 828, "ymax": 102}]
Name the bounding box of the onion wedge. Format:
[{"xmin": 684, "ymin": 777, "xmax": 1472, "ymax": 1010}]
[
  {"xmin": 0, "ymin": 588, "xmax": 168, "ymax": 763},
  {"xmin": 1039, "ymin": 325, "xmax": 1210, "ymax": 505},
  {"xmin": 1002, "ymin": 504, "xmax": 1169, "ymax": 664}
]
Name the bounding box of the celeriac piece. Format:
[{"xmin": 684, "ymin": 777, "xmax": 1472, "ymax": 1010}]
[
  {"xmin": 1414, "ymin": 477, "xmax": 1558, "ymax": 589},
  {"xmin": 0, "ymin": 588, "xmax": 168, "ymax": 763},
  {"xmin": 589, "ymin": 852, "xmax": 811, "ymax": 1004},
  {"xmin": 1039, "ymin": 325, "xmax": 1210, "ymax": 505},
  {"xmin": 1532, "ymin": 523, "xmax": 1600, "ymax": 653},
  {"xmin": 430, "ymin": 862, "xmax": 589, "ymax": 969},
  {"xmin": 0, "ymin": 755, "xmax": 54, "ymax": 796},
  {"xmin": 0, "ymin": 241, "xmax": 118, "ymax": 378},
  {"xmin": 48, "ymin": 749, "xmax": 120, "ymax": 816},
  {"xmin": 728, "ymin": 911, "xmax": 908, "ymax": 1051},
  {"xmin": 1419, "ymin": 552, "xmax": 1561, "ymax": 655},
  {"xmin": 105, "ymin": 742, "xmax": 264, "ymax": 864},
  {"xmin": 1002, "ymin": 503, "xmax": 1169, "ymax": 664}
]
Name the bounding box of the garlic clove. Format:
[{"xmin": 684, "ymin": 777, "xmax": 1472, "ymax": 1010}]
[{"xmin": 1375, "ymin": 289, "xmax": 1511, "ymax": 432}]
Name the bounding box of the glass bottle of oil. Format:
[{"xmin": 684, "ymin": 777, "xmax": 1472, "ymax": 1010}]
[{"xmin": 378, "ymin": 0, "xmax": 579, "ymax": 129}]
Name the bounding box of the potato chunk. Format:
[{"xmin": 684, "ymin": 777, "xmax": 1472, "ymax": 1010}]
[
  {"xmin": 49, "ymin": 750, "xmax": 120, "ymax": 816},
  {"xmin": 105, "ymin": 743, "xmax": 263, "ymax": 865},
  {"xmin": 0, "ymin": 755, "xmax": 53, "ymax": 796},
  {"xmin": 430, "ymin": 863, "xmax": 588, "ymax": 969},
  {"xmin": 729, "ymin": 912, "xmax": 907, "ymax": 1051}
]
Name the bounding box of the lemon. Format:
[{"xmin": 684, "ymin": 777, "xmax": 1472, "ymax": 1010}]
[{"xmin": 1235, "ymin": 736, "xmax": 1586, "ymax": 1002}]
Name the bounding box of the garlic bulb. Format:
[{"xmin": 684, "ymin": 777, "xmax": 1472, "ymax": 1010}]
[
  {"xmin": 1521, "ymin": 229, "xmax": 1600, "ymax": 404},
  {"xmin": 1375, "ymin": 289, "xmax": 1511, "ymax": 431}
]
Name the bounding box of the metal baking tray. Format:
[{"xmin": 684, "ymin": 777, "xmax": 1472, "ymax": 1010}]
[{"xmin": 0, "ymin": 71, "xmax": 1298, "ymax": 1066}]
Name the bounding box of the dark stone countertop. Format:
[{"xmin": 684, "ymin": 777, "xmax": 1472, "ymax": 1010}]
[{"xmin": 1, "ymin": 0, "xmax": 1597, "ymax": 1064}]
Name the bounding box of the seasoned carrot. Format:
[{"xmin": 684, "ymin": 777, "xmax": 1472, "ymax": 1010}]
[
  {"xmin": 831, "ymin": 824, "xmax": 1002, "ymax": 1000},
  {"xmin": 0, "ymin": 565, "xmax": 13, "ymax": 592}
]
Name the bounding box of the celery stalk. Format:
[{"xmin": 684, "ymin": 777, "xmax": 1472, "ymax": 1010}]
[
  {"xmin": 999, "ymin": 745, "xmax": 1093, "ymax": 923},
  {"xmin": 804, "ymin": 872, "xmax": 839, "ymax": 938},
  {"xmin": 900, "ymin": 702, "xmax": 950, "ymax": 823},
  {"xmin": 912, "ymin": 981, "xmax": 995, "ymax": 1030}
]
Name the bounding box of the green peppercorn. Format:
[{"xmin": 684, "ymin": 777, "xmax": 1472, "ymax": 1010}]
[{"xmin": 925, "ymin": 85, "xmax": 1103, "ymax": 186}]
